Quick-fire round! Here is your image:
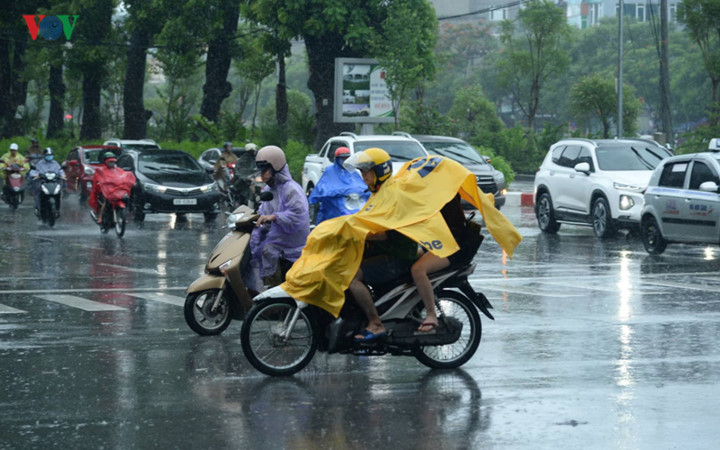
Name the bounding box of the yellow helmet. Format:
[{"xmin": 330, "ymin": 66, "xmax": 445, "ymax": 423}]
[{"xmin": 344, "ymin": 147, "xmax": 392, "ymax": 191}]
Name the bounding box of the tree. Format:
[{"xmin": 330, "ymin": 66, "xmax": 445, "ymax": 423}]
[
  {"xmin": 570, "ymin": 74, "xmax": 640, "ymax": 138},
  {"xmin": 372, "ymin": 0, "xmax": 437, "ymax": 129},
  {"xmin": 448, "ymin": 86, "xmax": 504, "ymax": 142},
  {"xmin": 122, "ymin": 0, "xmax": 167, "ymax": 139},
  {"xmin": 679, "ymin": 0, "xmax": 720, "ymax": 125},
  {"xmin": 497, "ymin": 0, "xmax": 570, "ymax": 131}
]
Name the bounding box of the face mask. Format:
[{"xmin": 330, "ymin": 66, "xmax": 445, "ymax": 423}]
[{"xmin": 45, "ymin": 155, "xmax": 53, "ymax": 161}]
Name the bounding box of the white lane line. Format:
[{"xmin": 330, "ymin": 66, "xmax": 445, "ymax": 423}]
[
  {"xmin": 469, "ymin": 283, "xmax": 581, "ymax": 297},
  {"xmin": 0, "ymin": 287, "xmax": 186, "ymax": 295},
  {"xmin": 0, "ymin": 303, "xmax": 26, "ymax": 314},
  {"xmin": 642, "ymin": 280, "xmax": 720, "ymax": 292},
  {"xmin": 98, "ymin": 263, "xmax": 162, "ymax": 275},
  {"xmin": 129, "ymin": 292, "xmax": 185, "ymax": 307},
  {"xmin": 34, "ymin": 295, "xmax": 127, "ymax": 312}
]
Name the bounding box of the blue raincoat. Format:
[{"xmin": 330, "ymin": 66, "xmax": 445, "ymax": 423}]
[{"xmin": 307, "ymin": 158, "xmax": 370, "ymax": 224}]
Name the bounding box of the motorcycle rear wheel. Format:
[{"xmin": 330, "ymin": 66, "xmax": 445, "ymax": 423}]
[
  {"xmin": 241, "ymin": 298, "xmax": 318, "ymax": 376},
  {"xmin": 414, "ymin": 290, "xmax": 482, "ymax": 370},
  {"xmin": 184, "ymin": 289, "xmax": 232, "ymax": 336},
  {"xmin": 114, "ymin": 207, "xmax": 126, "ymax": 237}
]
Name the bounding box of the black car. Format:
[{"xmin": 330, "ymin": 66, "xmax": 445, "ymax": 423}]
[
  {"xmin": 117, "ymin": 149, "xmax": 222, "ymax": 223},
  {"xmin": 413, "ymin": 135, "xmax": 506, "ymax": 210}
]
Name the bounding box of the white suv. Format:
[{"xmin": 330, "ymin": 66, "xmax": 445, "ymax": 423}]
[{"xmin": 534, "ymin": 138, "xmax": 671, "ymax": 238}]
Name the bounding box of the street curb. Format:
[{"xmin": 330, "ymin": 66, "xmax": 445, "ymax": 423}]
[{"xmin": 507, "ymin": 192, "xmax": 534, "ymax": 207}]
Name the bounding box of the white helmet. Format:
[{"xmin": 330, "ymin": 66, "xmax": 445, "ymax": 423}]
[
  {"xmin": 245, "ymin": 143, "xmax": 258, "ymax": 152},
  {"xmin": 9, "ymin": 143, "xmax": 18, "ymax": 151},
  {"xmin": 255, "ymin": 145, "xmax": 287, "ymax": 172}
]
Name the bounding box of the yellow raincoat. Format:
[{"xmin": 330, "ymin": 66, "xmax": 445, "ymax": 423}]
[{"xmin": 281, "ymin": 155, "xmax": 522, "ymax": 317}]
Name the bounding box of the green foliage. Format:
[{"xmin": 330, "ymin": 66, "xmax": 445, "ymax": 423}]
[
  {"xmin": 476, "ymin": 146, "xmax": 515, "ymax": 185},
  {"xmin": 399, "ymin": 99, "xmax": 453, "ymax": 135},
  {"xmin": 283, "ymin": 139, "xmax": 314, "ymax": 182},
  {"xmin": 674, "ymin": 117, "xmax": 720, "ymax": 154},
  {"xmin": 448, "ymin": 86, "xmax": 505, "ymax": 141},
  {"xmin": 258, "ymin": 89, "xmax": 316, "ymax": 146}
]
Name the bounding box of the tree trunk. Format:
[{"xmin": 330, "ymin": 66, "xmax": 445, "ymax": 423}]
[
  {"xmin": 304, "ymin": 33, "xmax": 356, "ymax": 150},
  {"xmin": 659, "ymin": 0, "xmax": 673, "ymax": 143},
  {"xmin": 123, "ymin": 27, "xmax": 151, "ymax": 139},
  {"xmin": 80, "ymin": 70, "xmax": 103, "ymax": 139},
  {"xmin": 0, "ymin": 37, "xmax": 28, "ymax": 138},
  {"xmin": 199, "ymin": 2, "xmax": 239, "ymax": 123},
  {"xmin": 276, "ymin": 55, "xmax": 288, "ymax": 146},
  {"xmin": 47, "ymin": 64, "xmax": 65, "ymax": 138}
]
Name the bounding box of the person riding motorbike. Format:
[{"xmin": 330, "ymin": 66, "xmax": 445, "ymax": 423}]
[
  {"xmin": 245, "ymin": 145, "xmax": 310, "ymax": 293},
  {"xmin": 26, "ymin": 138, "xmax": 43, "ymax": 169},
  {"xmin": 89, "ymin": 151, "xmax": 136, "ymax": 223},
  {"xmin": 29, "ymin": 148, "xmax": 65, "ymax": 216},
  {"xmin": 213, "ymin": 141, "xmax": 237, "ymax": 193},
  {"xmin": 1, "ymin": 143, "xmax": 30, "ymax": 202},
  {"xmin": 344, "ymin": 148, "xmax": 419, "ymax": 343},
  {"xmin": 308, "ymin": 146, "xmax": 370, "ymax": 224}
]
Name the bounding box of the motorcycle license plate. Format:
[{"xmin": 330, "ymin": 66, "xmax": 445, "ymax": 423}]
[{"xmin": 173, "ymin": 198, "xmax": 197, "ymax": 205}]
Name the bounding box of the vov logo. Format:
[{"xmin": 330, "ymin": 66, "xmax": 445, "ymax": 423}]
[{"xmin": 23, "ymin": 15, "xmax": 79, "ymax": 40}]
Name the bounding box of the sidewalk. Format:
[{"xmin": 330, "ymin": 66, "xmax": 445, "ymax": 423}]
[{"xmin": 506, "ymin": 174, "xmax": 534, "ymax": 207}]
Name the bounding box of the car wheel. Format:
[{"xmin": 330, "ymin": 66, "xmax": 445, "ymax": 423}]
[
  {"xmin": 591, "ymin": 197, "xmax": 615, "ymax": 239},
  {"xmin": 536, "ymin": 192, "xmax": 560, "ymax": 233},
  {"xmin": 641, "ymin": 215, "xmax": 667, "ymax": 254}
]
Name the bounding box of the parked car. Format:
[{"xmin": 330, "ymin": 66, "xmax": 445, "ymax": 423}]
[
  {"xmin": 413, "ymin": 134, "xmax": 506, "ymax": 210},
  {"xmin": 116, "ymin": 149, "xmax": 222, "ymax": 224},
  {"xmin": 62, "ymin": 145, "xmax": 122, "ymax": 203},
  {"xmin": 302, "ymin": 132, "xmax": 428, "ymax": 197},
  {"xmin": 103, "ymin": 138, "xmax": 161, "ymax": 151},
  {"xmin": 640, "ymin": 139, "xmax": 720, "ymax": 254},
  {"xmin": 534, "ymin": 138, "xmax": 672, "ymax": 238}
]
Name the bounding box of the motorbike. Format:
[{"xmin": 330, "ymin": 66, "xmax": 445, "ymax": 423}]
[
  {"xmin": 240, "ymin": 220, "xmax": 492, "ymax": 377},
  {"xmin": 95, "ymin": 193, "xmax": 130, "ymax": 237},
  {"xmin": 1, "ymin": 163, "xmax": 26, "ymax": 210},
  {"xmin": 184, "ymin": 191, "xmax": 290, "ymax": 336},
  {"xmin": 37, "ymin": 172, "xmax": 63, "ymax": 227}
]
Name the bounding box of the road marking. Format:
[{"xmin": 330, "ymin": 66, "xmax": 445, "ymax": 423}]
[
  {"xmin": 130, "ymin": 292, "xmax": 185, "ymax": 306},
  {"xmin": 98, "ymin": 263, "xmax": 162, "ymax": 275},
  {"xmin": 642, "ymin": 280, "xmax": 720, "ymax": 292},
  {"xmin": 0, "ymin": 303, "xmax": 26, "ymax": 314},
  {"xmin": 0, "ymin": 287, "xmax": 186, "ymax": 295},
  {"xmin": 34, "ymin": 294, "xmax": 127, "ymax": 312}
]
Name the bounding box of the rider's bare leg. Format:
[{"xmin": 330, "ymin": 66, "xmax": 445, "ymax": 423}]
[
  {"xmin": 411, "ymin": 251, "xmax": 450, "ymax": 332},
  {"xmin": 349, "ymin": 268, "xmax": 385, "ymax": 337}
]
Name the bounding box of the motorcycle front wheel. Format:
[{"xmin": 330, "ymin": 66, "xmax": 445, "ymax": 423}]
[
  {"xmin": 241, "ymin": 299, "xmax": 318, "ymax": 377},
  {"xmin": 10, "ymin": 193, "xmax": 19, "ymax": 210},
  {"xmin": 114, "ymin": 206, "xmax": 126, "ymax": 237},
  {"xmin": 43, "ymin": 197, "xmax": 56, "ymax": 227},
  {"xmin": 414, "ymin": 290, "xmax": 482, "ymax": 370},
  {"xmin": 184, "ymin": 289, "xmax": 233, "ymax": 336}
]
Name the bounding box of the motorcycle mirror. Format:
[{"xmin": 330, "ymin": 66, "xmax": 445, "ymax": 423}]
[{"xmin": 259, "ymin": 191, "xmax": 274, "ymax": 202}]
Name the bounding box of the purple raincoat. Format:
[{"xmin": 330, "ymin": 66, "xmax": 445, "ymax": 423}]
[{"xmin": 248, "ymin": 165, "xmax": 309, "ymax": 288}]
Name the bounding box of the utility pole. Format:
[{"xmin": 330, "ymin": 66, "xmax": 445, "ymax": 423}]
[
  {"xmin": 659, "ymin": 0, "xmax": 673, "ymax": 145},
  {"xmin": 617, "ymin": 0, "xmax": 624, "ymax": 138}
]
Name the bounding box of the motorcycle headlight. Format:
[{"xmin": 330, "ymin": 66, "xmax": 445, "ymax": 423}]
[
  {"xmin": 219, "ymin": 260, "xmax": 232, "ymax": 275},
  {"xmin": 144, "ymin": 183, "xmax": 167, "ymax": 194}
]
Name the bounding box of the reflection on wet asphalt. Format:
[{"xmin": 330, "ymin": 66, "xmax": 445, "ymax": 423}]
[{"xmin": 1, "ymin": 194, "xmax": 719, "ymax": 448}]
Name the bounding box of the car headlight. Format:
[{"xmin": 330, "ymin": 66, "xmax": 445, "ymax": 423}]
[
  {"xmin": 613, "ymin": 182, "xmax": 644, "ymax": 192},
  {"xmin": 84, "ymin": 166, "xmax": 95, "ymax": 176},
  {"xmin": 493, "ymin": 172, "xmax": 505, "ymax": 185},
  {"xmin": 144, "ymin": 183, "xmax": 167, "ymax": 194},
  {"xmin": 200, "ymin": 182, "xmax": 218, "ymax": 193}
]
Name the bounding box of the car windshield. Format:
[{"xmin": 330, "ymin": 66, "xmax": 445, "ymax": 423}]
[
  {"xmin": 354, "ymin": 140, "xmax": 426, "ymax": 161},
  {"xmin": 83, "ymin": 149, "xmax": 104, "ymax": 164},
  {"xmin": 596, "ymin": 145, "xmax": 669, "ymax": 171},
  {"xmin": 139, "ymin": 152, "xmax": 202, "ymax": 173},
  {"xmin": 421, "ymin": 141, "xmax": 486, "ymax": 164}
]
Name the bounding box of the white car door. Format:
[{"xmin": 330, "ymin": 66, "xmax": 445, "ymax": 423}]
[
  {"xmin": 647, "ymin": 159, "xmax": 690, "ymax": 240},
  {"xmin": 682, "ymin": 159, "xmax": 720, "ymax": 242}
]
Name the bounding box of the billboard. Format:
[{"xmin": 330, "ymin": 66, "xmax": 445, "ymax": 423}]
[{"xmin": 334, "ymin": 57, "xmax": 394, "ymax": 123}]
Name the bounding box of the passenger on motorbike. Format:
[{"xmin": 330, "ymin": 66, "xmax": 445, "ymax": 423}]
[
  {"xmin": 411, "ymin": 194, "xmax": 470, "ymax": 333},
  {"xmin": 344, "ymin": 148, "xmax": 419, "ymax": 343},
  {"xmin": 29, "ymin": 148, "xmax": 65, "ymax": 215},
  {"xmin": 245, "ymin": 145, "xmax": 310, "ymax": 292},
  {"xmin": 213, "ymin": 141, "xmax": 237, "ymax": 193},
  {"xmin": 89, "ymin": 152, "xmax": 136, "ymax": 223},
  {"xmin": 308, "ymin": 146, "xmax": 370, "ymax": 224},
  {"xmin": 26, "ymin": 138, "xmax": 43, "ymax": 169},
  {"xmin": 1, "ymin": 143, "xmax": 30, "ymax": 202}
]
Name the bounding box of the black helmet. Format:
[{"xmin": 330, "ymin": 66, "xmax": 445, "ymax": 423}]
[
  {"xmin": 223, "ymin": 141, "xmax": 233, "ymax": 149},
  {"xmin": 31, "ymin": 138, "xmax": 38, "ymax": 144},
  {"xmin": 43, "ymin": 147, "xmax": 53, "ymax": 156}
]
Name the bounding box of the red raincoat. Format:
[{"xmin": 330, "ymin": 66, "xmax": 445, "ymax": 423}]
[{"xmin": 89, "ymin": 166, "xmax": 136, "ymax": 212}]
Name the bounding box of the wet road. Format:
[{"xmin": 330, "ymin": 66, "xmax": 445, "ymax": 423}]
[{"xmin": 1, "ymin": 191, "xmax": 720, "ymax": 449}]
